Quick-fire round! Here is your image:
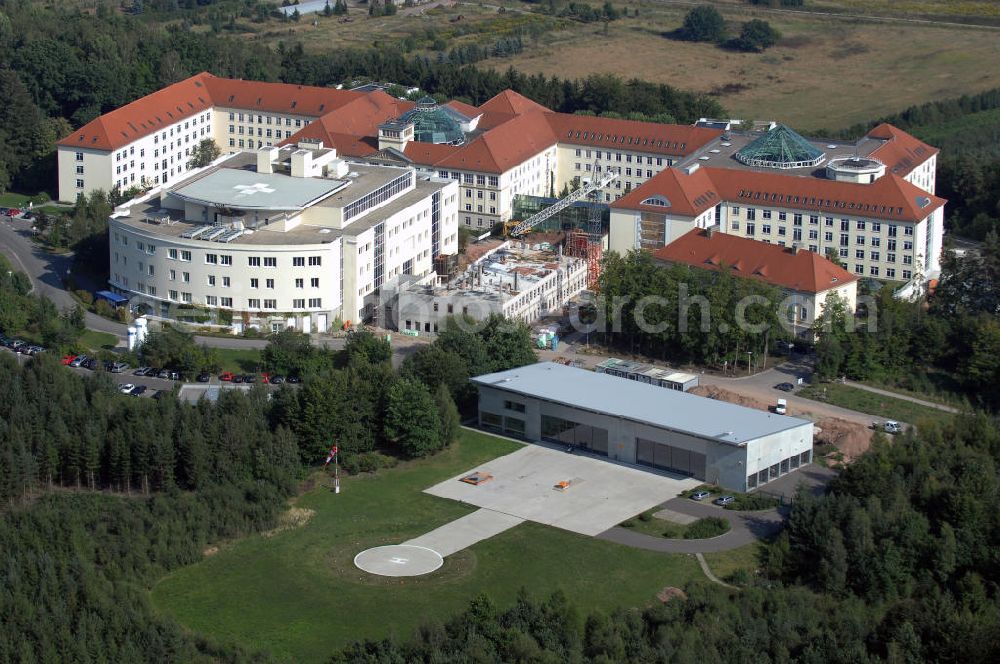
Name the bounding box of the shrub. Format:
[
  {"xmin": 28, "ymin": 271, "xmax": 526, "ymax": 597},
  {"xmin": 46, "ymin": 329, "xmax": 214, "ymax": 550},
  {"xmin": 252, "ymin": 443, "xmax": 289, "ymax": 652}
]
[
  {"xmin": 340, "ymin": 451, "xmax": 399, "ymax": 475},
  {"xmin": 684, "ymin": 517, "xmax": 730, "ymax": 539},
  {"xmin": 638, "ymin": 510, "xmax": 654, "ymax": 522},
  {"xmin": 730, "ymin": 19, "xmax": 781, "ymax": 52},
  {"xmin": 728, "ymin": 493, "xmax": 780, "ymax": 511},
  {"xmin": 678, "ymin": 5, "xmax": 726, "ymax": 42},
  {"xmin": 74, "ymin": 289, "xmax": 94, "ymax": 306}
]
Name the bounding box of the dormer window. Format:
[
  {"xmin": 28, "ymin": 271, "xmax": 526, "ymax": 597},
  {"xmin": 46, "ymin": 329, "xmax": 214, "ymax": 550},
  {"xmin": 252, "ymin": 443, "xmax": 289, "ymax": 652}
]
[{"xmin": 640, "ymin": 195, "xmax": 670, "ymax": 207}]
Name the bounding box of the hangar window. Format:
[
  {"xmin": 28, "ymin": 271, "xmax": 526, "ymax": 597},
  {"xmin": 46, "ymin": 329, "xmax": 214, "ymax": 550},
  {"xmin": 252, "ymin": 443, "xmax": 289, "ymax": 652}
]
[{"xmin": 504, "ymin": 400, "xmax": 526, "ymax": 413}]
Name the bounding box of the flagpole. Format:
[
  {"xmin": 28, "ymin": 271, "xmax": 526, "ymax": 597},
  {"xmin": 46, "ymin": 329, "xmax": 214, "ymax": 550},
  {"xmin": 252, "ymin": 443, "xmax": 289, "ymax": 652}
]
[{"xmin": 334, "ymin": 448, "xmax": 340, "ymax": 494}]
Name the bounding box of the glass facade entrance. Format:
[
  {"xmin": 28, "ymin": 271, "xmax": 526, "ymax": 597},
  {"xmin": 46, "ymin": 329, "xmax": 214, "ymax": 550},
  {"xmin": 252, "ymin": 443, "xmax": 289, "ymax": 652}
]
[
  {"xmin": 635, "ymin": 438, "xmax": 706, "ymax": 479},
  {"xmin": 541, "ymin": 414, "xmax": 609, "ymax": 456}
]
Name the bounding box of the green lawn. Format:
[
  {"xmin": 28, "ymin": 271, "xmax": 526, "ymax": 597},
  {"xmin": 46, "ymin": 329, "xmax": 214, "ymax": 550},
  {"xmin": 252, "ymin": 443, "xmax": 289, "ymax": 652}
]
[
  {"xmin": 702, "ymin": 541, "xmax": 768, "ymax": 582},
  {"xmin": 212, "ymin": 347, "xmax": 262, "ymax": 373},
  {"xmin": 622, "ymin": 510, "xmax": 730, "ymax": 540},
  {"xmin": 797, "ymin": 383, "xmax": 956, "ymax": 427},
  {"xmin": 151, "ymin": 430, "xmax": 703, "ymax": 663},
  {"xmin": 0, "ymin": 192, "xmax": 34, "ymax": 207},
  {"xmin": 78, "ymin": 329, "xmax": 117, "ymax": 351}
]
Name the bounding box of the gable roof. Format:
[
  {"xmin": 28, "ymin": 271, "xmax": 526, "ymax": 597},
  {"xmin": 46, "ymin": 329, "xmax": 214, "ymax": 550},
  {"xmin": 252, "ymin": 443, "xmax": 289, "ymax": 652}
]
[
  {"xmin": 58, "ymin": 72, "xmax": 365, "ymax": 152},
  {"xmin": 615, "ymin": 165, "xmax": 946, "ymax": 223},
  {"xmin": 405, "ymin": 111, "xmax": 558, "ymax": 173},
  {"xmin": 547, "ymin": 113, "xmax": 721, "ymax": 158},
  {"xmin": 279, "ymin": 91, "xmax": 413, "ymax": 156},
  {"xmin": 704, "ymin": 167, "xmax": 945, "ymax": 223},
  {"xmin": 201, "ymin": 75, "xmax": 361, "ymax": 117},
  {"xmin": 867, "ymin": 123, "xmax": 938, "ymax": 177},
  {"xmin": 653, "ymin": 228, "xmax": 857, "ymax": 294},
  {"xmin": 611, "ymin": 166, "xmax": 720, "ymax": 217},
  {"xmin": 478, "ymin": 89, "xmax": 551, "ymax": 117},
  {"xmin": 57, "ymin": 73, "xmax": 216, "ymax": 151}
]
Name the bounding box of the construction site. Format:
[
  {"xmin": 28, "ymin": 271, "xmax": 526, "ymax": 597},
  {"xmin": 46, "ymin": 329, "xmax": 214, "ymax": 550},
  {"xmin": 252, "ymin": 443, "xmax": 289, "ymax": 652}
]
[
  {"xmin": 379, "ymin": 237, "xmax": 588, "ymax": 333},
  {"xmin": 504, "ymin": 165, "xmax": 617, "ymax": 289}
]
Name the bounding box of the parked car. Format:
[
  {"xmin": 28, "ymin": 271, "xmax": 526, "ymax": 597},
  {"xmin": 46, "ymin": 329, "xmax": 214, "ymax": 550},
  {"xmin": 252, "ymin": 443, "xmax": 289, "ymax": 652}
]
[
  {"xmin": 83, "ymin": 358, "xmax": 98, "ymax": 370},
  {"xmin": 269, "ymin": 375, "xmax": 285, "ymax": 385},
  {"xmin": 21, "ymin": 211, "xmax": 34, "ymax": 220},
  {"xmin": 774, "ymin": 382, "xmax": 794, "ymax": 392},
  {"xmin": 286, "ymin": 375, "xmax": 301, "ymax": 384},
  {"xmin": 261, "ymin": 372, "xmax": 272, "ymax": 384},
  {"xmin": 690, "ymin": 490, "xmax": 711, "ymax": 501},
  {"xmin": 231, "ymin": 374, "xmax": 244, "ymax": 384},
  {"xmin": 62, "ymin": 355, "xmax": 78, "ymax": 365},
  {"xmin": 242, "ymin": 374, "xmax": 257, "ymax": 383},
  {"xmin": 196, "ymin": 373, "xmax": 211, "ymax": 383},
  {"xmin": 129, "ymin": 385, "xmax": 148, "ymax": 397},
  {"xmin": 775, "ymin": 398, "xmax": 787, "ymax": 415},
  {"xmin": 27, "ymin": 346, "xmax": 45, "ymax": 355},
  {"xmin": 110, "ymin": 362, "xmax": 129, "ymax": 373},
  {"xmin": 872, "ymin": 420, "xmax": 903, "ymax": 434},
  {"xmin": 219, "ymin": 371, "xmax": 235, "ymax": 382},
  {"xmin": 157, "ymin": 369, "xmax": 172, "ymax": 379},
  {"xmin": 119, "ymin": 383, "xmax": 136, "ymax": 394},
  {"xmin": 15, "ymin": 342, "xmax": 32, "ymax": 354},
  {"xmin": 714, "ymin": 495, "xmax": 735, "ymax": 507},
  {"xmin": 133, "ymin": 367, "xmax": 151, "ymax": 376},
  {"xmin": 4, "ymin": 208, "xmax": 21, "ymax": 217}
]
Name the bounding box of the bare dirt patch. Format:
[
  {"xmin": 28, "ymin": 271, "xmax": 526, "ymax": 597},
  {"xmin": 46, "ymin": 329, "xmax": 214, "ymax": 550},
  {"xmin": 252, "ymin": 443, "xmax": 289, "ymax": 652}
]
[
  {"xmin": 813, "ymin": 417, "xmax": 874, "ymax": 462},
  {"xmin": 690, "ymin": 385, "xmax": 772, "ymax": 411}
]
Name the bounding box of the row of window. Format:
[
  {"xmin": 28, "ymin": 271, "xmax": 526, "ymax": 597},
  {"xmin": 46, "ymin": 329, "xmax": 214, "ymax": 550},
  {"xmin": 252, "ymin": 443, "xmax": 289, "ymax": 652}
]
[
  {"xmin": 734, "ymin": 207, "xmax": 916, "ymax": 235},
  {"xmin": 227, "ymin": 112, "xmax": 304, "ymax": 128},
  {"xmin": 573, "ymin": 148, "xmax": 668, "ymax": 166},
  {"xmin": 435, "ymin": 172, "xmax": 501, "ymax": 188}
]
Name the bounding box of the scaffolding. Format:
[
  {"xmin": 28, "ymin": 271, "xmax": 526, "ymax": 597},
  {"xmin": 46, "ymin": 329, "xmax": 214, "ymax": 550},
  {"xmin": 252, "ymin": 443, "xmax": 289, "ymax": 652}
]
[{"xmin": 565, "ymin": 229, "xmax": 602, "ymax": 288}]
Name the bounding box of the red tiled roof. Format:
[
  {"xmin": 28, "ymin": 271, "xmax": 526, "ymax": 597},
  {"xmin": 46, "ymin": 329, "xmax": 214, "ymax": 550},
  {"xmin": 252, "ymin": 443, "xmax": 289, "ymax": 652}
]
[
  {"xmin": 547, "ymin": 114, "xmax": 721, "ymax": 158},
  {"xmin": 407, "ymin": 111, "xmax": 558, "ymax": 173},
  {"xmin": 58, "ymin": 72, "xmax": 365, "ymax": 152},
  {"xmin": 57, "ymin": 73, "xmax": 215, "ymax": 151},
  {"xmin": 705, "ymin": 167, "xmax": 945, "ymax": 222},
  {"xmin": 867, "ymin": 123, "xmax": 938, "ymax": 177},
  {"xmin": 614, "ymin": 165, "xmax": 946, "ymax": 223},
  {"xmin": 444, "ymin": 99, "xmax": 482, "ymax": 118},
  {"xmin": 653, "ymin": 228, "xmax": 857, "ymax": 294},
  {"xmin": 479, "ymin": 89, "xmax": 551, "ymax": 117},
  {"xmin": 280, "ymin": 91, "xmax": 413, "ymax": 156},
  {"xmin": 202, "ymin": 75, "xmax": 361, "ymax": 117},
  {"xmin": 611, "ymin": 167, "xmax": 720, "ymax": 216}
]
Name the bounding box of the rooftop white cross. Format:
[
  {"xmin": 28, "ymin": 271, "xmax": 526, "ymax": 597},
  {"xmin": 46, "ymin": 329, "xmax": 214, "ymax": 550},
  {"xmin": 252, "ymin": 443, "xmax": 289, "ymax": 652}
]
[{"xmin": 233, "ymin": 182, "xmax": 276, "ymax": 198}]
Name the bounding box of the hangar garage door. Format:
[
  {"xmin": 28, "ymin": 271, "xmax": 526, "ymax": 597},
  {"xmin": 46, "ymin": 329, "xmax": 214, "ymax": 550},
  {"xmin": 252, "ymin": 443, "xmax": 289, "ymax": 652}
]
[{"xmin": 636, "ymin": 438, "xmax": 706, "ymax": 479}]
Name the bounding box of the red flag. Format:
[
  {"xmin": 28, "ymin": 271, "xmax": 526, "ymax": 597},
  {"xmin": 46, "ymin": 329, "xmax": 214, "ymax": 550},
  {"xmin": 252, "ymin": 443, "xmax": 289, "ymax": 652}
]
[{"xmin": 324, "ymin": 444, "xmax": 338, "ymax": 465}]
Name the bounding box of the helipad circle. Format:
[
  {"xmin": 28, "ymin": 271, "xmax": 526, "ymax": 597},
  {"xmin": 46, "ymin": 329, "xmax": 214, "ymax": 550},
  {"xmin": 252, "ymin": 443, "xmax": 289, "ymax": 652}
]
[{"xmin": 354, "ymin": 544, "xmax": 444, "ymax": 577}]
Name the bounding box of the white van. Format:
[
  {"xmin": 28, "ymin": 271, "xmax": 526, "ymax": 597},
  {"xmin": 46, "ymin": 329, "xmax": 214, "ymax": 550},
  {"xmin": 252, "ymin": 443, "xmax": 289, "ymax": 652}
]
[{"xmin": 775, "ymin": 398, "xmax": 787, "ymax": 415}]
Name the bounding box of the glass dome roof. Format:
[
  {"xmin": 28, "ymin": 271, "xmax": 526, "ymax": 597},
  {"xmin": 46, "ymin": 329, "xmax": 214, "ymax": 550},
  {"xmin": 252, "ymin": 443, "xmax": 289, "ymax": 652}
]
[
  {"xmin": 734, "ymin": 124, "xmax": 825, "ymax": 169},
  {"xmin": 397, "ymin": 98, "xmax": 468, "ymax": 145}
]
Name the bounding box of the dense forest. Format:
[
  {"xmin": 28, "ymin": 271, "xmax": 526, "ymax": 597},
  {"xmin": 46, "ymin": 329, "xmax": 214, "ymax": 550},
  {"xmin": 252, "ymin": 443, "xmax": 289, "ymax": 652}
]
[
  {"xmin": 334, "ymin": 413, "xmax": 1000, "ymax": 663},
  {"xmin": 596, "ymin": 249, "xmax": 790, "ymax": 370},
  {"xmin": 833, "ymin": 88, "xmax": 1000, "ymax": 240}
]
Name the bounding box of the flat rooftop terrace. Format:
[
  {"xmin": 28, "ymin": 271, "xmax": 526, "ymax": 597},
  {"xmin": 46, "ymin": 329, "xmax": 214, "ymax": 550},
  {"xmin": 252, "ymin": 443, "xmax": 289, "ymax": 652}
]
[
  {"xmin": 473, "ymin": 362, "xmax": 812, "ymax": 445},
  {"xmin": 677, "ymin": 131, "xmax": 886, "ymax": 178}
]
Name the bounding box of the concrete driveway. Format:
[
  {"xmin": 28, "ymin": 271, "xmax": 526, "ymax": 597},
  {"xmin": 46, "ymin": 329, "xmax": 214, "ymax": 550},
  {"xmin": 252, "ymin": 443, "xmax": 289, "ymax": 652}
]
[{"xmin": 423, "ymin": 444, "xmax": 699, "ymax": 537}]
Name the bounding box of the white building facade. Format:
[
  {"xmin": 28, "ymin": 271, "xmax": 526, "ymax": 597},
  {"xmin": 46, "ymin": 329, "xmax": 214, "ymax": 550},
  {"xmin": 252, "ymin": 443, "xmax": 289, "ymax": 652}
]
[{"xmin": 107, "ymin": 144, "xmax": 457, "ymax": 332}]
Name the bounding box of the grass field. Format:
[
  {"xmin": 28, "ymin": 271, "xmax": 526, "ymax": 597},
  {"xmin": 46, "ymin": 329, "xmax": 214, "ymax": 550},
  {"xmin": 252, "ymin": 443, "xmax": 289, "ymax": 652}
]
[
  {"xmin": 797, "ymin": 382, "xmax": 956, "ymax": 427},
  {"xmin": 78, "ymin": 329, "xmax": 117, "ymax": 351},
  {"xmin": 151, "ymin": 430, "xmax": 704, "ymax": 663},
  {"xmin": 622, "ymin": 510, "xmax": 730, "ymax": 539},
  {"xmin": 702, "ymin": 541, "xmax": 767, "ymax": 582},
  {"xmin": 492, "ymin": 1, "xmax": 1000, "ymax": 130},
  {"xmin": 212, "ymin": 348, "xmax": 263, "ymax": 373}
]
